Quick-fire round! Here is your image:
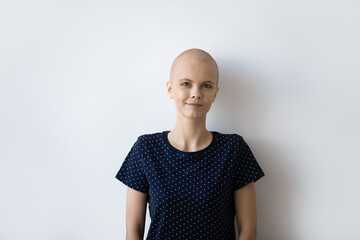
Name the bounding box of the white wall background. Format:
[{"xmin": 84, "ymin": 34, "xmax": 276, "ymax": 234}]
[{"xmin": 1, "ymin": 0, "xmax": 359, "ymax": 239}]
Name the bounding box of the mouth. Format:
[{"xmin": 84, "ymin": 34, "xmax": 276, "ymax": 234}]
[{"xmin": 186, "ymin": 103, "xmax": 203, "ymax": 107}]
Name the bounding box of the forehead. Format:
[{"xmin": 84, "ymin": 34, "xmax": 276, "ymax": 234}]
[
  {"xmin": 172, "ymin": 59, "xmax": 217, "ymax": 78},
  {"xmin": 176, "ymin": 57, "xmax": 213, "ymax": 68}
]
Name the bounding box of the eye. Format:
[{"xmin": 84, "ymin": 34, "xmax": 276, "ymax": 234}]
[
  {"xmin": 181, "ymin": 82, "xmax": 190, "ymax": 86},
  {"xmin": 203, "ymin": 84, "xmax": 212, "ymax": 88}
]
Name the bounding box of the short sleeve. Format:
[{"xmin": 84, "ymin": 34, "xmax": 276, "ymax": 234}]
[
  {"xmin": 232, "ymin": 136, "xmax": 265, "ymax": 191},
  {"xmin": 115, "ymin": 137, "xmax": 149, "ymax": 193}
]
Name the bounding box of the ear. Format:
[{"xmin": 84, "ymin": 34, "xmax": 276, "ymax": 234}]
[{"xmin": 166, "ymin": 80, "xmax": 174, "ymax": 99}]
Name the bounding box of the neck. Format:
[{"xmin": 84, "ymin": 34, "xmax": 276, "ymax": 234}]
[{"xmin": 170, "ymin": 112, "xmax": 210, "ymax": 147}]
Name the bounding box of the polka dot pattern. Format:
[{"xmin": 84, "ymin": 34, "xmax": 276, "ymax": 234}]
[{"xmin": 115, "ymin": 130, "xmax": 265, "ymax": 240}]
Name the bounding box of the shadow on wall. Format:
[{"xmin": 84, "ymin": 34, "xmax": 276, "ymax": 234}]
[{"xmin": 212, "ymin": 60, "xmax": 297, "ymax": 240}]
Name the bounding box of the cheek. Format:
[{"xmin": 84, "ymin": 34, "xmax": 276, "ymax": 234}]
[
  {"xmin": 174, "ymin": 89, "xmax": 187, "ymax": 100},
  {"xmin": 204, "ymin": 91, "xmax": 216, "ymax": 99}
]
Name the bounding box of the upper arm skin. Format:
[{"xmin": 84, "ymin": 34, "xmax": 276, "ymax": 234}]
[
  {"xmin": 126, "ymin": 187, "xmax": 148, "ymax": 239},
  {"xmin": 233, "ymin": 182, "xmax": 257, "ymax": 239}
]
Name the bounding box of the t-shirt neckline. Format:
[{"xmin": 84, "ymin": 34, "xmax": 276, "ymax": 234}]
[{"xmin": 161, "ymin": 130, "xmax": 218, "ymax": 156}]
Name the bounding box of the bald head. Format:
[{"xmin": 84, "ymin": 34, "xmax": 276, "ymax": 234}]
[{"xmin": 170, "ymin": 48, "xmax": 219, "ymax": 85}]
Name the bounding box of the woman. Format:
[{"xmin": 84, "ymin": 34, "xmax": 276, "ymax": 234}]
[{"xmin": 115, "ymin": 48, "xmax": 265, "ymax": 240}]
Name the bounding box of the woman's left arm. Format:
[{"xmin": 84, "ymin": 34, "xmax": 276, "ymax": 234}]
[{"xmin": 234, "ymin": 182, "xmax": 257, "ymax": 240}]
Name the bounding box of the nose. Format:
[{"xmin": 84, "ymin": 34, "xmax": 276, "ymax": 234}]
[{"xmin": 191, "ymin": 86, "xmax": 202, "ymax": 99}]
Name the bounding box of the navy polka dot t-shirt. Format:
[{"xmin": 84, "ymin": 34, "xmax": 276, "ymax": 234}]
[{"xmin": 115, "ymin": 130, "xmax": 265, "ymax": 240}]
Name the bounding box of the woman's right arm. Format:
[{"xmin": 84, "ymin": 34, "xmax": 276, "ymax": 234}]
[{"xmin": 125, "ymin": 187, "xmax": 148, "ymax": 240}]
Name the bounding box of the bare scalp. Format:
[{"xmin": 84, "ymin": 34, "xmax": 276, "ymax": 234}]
[{"xmin": 169, "ymin": 48, "xmax": 219, "ymax": 85}]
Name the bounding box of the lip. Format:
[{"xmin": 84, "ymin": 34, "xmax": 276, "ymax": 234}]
[{"xmin": 186, "ymin": 103, "xmax": 203, "ymax": 107}]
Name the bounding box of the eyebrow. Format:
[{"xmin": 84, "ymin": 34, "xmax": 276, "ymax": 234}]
[{"xmin": 178, "ymin": 78, "xmax": 215, "ymax": 85}]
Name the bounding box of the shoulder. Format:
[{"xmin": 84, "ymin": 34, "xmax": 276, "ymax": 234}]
[
  {"xmin": 135, "ymin": 131, "xmax": 163, "ymax": 147},
  {"xmin": 214, "ymin": 131, "xmax": 245, "ymax": 146}
]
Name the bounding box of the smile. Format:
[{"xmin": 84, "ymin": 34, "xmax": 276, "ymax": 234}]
[{"xmin": 186, "ymin": 103, "xmax": 203, "ymax": 107}]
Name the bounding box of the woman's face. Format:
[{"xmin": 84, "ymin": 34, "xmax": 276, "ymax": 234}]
[{"xmin": 167, "ymin": 58, "xmax": 219, "ymax": 120}]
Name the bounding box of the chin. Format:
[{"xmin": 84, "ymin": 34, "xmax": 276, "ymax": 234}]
[{"xmin": 183, "ymin": 111, "xmax": 208, "ymax": 119}]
